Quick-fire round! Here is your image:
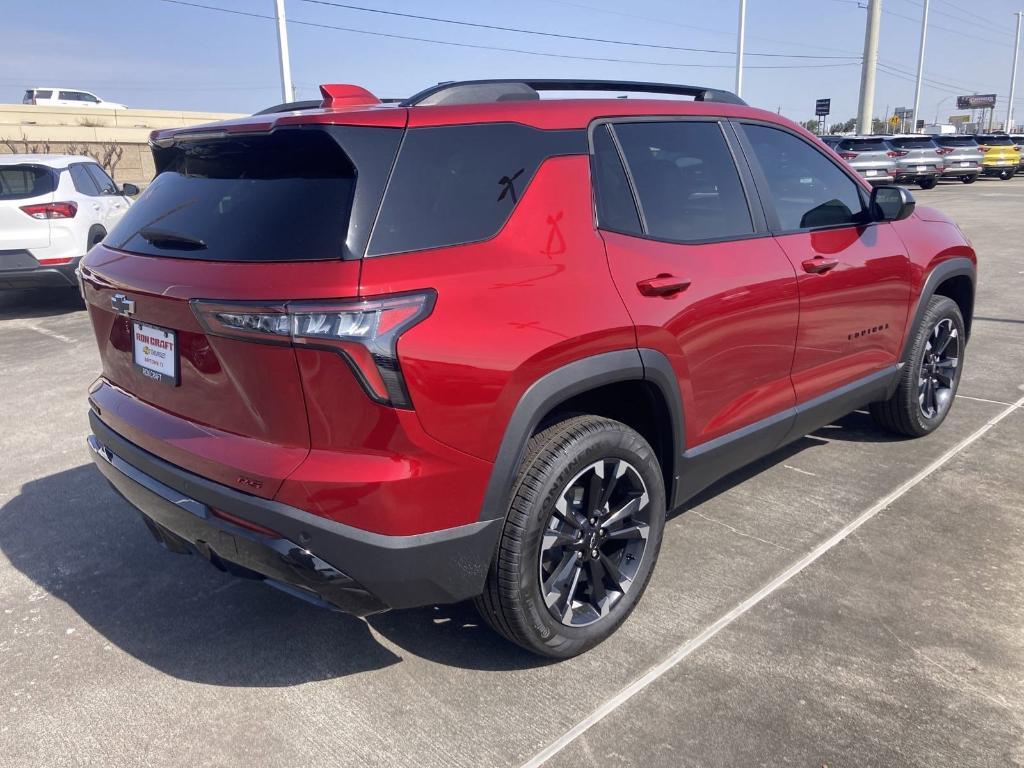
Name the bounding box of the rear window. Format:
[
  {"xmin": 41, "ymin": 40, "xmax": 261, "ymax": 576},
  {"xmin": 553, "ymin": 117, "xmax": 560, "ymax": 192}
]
[
  {"xmin": 887, "ymin": 137, "xmax": 937, "ymax": 149},
  {"xmin": 838, "ymin": 139, "xmax": 888, "ymax": 151},
  {"xmin": 106, "ymin": 130, "xmax": 358, "ymax": 262},
  {"xmin": 367, "ymin": 123, "xmax": 585, "ymax": 257},
  {"xmin": 934, "ymin": 136, "xmax": 978, "ymax": 147},
  {"xmin": 0, "ymin": 164, "xmax": 56, "ymax": 200},
  {"xmin": 976, "ymin": 135, "xmax": 1013, "ymax": 145}
]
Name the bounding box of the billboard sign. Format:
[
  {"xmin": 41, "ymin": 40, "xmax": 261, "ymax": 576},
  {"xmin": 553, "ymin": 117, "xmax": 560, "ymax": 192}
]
[
  {"xmin": 815, "ymin": 98, "xmax": 831, "ymax": 117},
  {"xmin": 956, "ymin": 94, "xmax": 997, "ymax": 109}
]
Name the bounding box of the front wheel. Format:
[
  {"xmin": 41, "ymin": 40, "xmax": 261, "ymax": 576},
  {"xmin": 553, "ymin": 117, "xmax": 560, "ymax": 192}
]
[
  {"xmin": 475, "ymin": 415, "xmax": 666, "ymax": 658},
  {"xmin": 870, "ymin": 295, "xmax": 965, "ymax": 437},
  {"xmin": 919, "ymin": 177, "xmax": 939, "ymax": 190}
]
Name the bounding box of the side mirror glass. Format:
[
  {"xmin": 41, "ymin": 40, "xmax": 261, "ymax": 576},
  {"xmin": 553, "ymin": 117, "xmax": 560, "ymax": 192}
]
[
  {"xmin": 870, "ymin": 185, "xmax": 915, "ymax": 222},
  {"xmin": 120, "ymin": 182, "xmax": 140, "ymax": 197}
]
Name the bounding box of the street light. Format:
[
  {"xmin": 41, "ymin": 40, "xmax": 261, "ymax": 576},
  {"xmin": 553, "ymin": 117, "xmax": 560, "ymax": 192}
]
[{"xmin": 934, "ymin": 95, "xmax": 953, "ymax": 124}]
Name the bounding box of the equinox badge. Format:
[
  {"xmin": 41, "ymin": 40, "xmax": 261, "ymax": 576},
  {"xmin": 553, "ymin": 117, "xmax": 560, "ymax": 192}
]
[{"xmin": 111, "ymin": 293, "xmax": 135, "ymax": 316}]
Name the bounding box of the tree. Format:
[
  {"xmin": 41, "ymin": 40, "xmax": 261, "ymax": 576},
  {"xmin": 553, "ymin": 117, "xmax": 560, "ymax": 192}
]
[
  {"xmin": 801, "ymin": 119, "xmax": 821, "ymax": 134},
  {"xmin": 871, "ymin": 118, "xmax": 890, "ymax": 135},
  {"xmin": 2, "ymin": 137, "xmax": 124, "ymax": 175},
  {"xmin": 829, "ymin": 118, "xmax": 856, "ymax": 133}
]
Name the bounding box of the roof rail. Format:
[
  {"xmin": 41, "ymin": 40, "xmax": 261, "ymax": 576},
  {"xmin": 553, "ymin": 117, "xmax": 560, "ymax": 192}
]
[{"xmin": 401, "ymin": 79, "xmax": 747, "ymax": 107}]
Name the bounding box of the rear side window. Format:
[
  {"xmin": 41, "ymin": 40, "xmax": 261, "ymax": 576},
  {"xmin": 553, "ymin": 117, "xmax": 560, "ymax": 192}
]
[
  {"xmin": 612, "ymin": 120, "xmax": 753, "ymax": 243},
  {"xmin": 69, "ymin": 164, "xmax": 100, "ymax": 195},
  {"xmin": 106, "ymin": 129, "xmax": 358, "ymax": 262},
  {"xmin": 58, "ymin": 91, "xmax": 81, "ymax": 101},
  {"xmin": 591, "ymin": 125, "xmax": 642, "ymax": 235},
  {"xmin": 367, "ymin": 123, "xmax": 585, "ymax": 256},
  {"xmin": 34, "ymin": 90, "xmax": 52, "ymax": 99},
  {"xmin": 0, "ymin": 165, "xmax": 56, "ymax": 200},
  {"xmin": 742, "ymin": 124, "xmax": 866, "ymax": 231}
]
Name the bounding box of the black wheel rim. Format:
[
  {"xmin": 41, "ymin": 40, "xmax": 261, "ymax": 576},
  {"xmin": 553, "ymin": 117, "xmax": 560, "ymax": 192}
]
[
  {"xmin": 919, "ymin": 317, "xmax": 960, "ymax": 419},
  {"xmin": 538, "ymin": 458, "xmax": 651, "ymax": 627}
]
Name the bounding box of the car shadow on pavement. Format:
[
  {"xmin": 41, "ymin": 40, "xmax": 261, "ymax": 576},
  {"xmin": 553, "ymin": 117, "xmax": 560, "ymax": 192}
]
[
  {"xmin": 0, "ymin": 464, "xmax": 547, "ymax": 684},
  {"xmin": 0, "ymin": 288, "xmax": 84, "ymax": 320}
]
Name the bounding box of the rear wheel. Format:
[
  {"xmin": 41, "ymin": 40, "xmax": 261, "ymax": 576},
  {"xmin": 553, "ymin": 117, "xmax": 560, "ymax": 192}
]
[
  {"xmin": 475, "ymin": 415, "xmax": 665, "ymax": 658},
  {"xmin": 87, "ymin": 226, "xmax": 106, "ymax": 251},
  {"xmin": 870, "ymin": 295, "xmax": 965, "ymax": 437},
  {"xmin": 919, "ymin": 177, "xmax": 938, "ymax": 190},
  {"xmin": 961, "ymin": 175, "xmax": 977, "ymax": 184},
  {"xmin": 999, "ymin": 169, "xmax": 1015, "ymax": 180}
]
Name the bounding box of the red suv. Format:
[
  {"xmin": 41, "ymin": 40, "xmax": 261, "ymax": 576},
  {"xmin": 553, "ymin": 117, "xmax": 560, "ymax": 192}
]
[{"xmin": 81, "ymin": 80, "xmax": 976, "ymax": 658}]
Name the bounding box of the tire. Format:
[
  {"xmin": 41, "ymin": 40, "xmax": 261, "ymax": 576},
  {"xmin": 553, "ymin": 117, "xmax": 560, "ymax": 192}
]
[
  {"xmin": 87, "ymin": 226, "xmax": 106, "ymax": 250},
  {"xmin": 999, "ymin": 170, "xmax": 1014, "ymax": 180},
  {"xmin": 919, "ymin": 177, "xmax": 938, "ymax": 190},
  {"xmin": 475, "ymin": 415, "xmax": 666, "ymax": 659},
  {"xmin": 870, "ymin": 295, "xmax": 965, "ymax": 437},
  {"xmin": 961, "ymin": 175, "xmax": 977, "ymax": 184}
]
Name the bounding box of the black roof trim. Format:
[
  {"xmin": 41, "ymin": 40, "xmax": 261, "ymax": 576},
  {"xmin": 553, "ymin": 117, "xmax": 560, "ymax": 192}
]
[{"xmin": 400, "ymin": 79, "xmax": 747, "ymax": 108}]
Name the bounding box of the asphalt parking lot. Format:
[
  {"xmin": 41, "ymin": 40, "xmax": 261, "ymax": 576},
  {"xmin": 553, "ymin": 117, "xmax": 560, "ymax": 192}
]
[{"xmin": 1, "ymin": 177, "xmax": 1022, "ymax": 768}]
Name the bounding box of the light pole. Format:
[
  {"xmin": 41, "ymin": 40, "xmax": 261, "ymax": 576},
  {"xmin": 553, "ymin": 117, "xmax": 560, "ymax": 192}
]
[
  {"xmin": 911, "ymin": 0, "xmax": 930, "ymax": 131},
  {"xmin": 274, "ymin": 0, "xmax": 294, "ymax": 104},
  {"xmin": 735, "ymin": 0, "xmax": 747, "ymax": 97},
  {"xmin": 1007, "ymin": 12, "xmax": 1023, "ymax": 131},
  {"xmin": 933, "ymin": 95, "xmax": 952, "ymax": 124},
  {"xmin": 857, "ymin": 0, "xmax": 883, "ymax": 134}
]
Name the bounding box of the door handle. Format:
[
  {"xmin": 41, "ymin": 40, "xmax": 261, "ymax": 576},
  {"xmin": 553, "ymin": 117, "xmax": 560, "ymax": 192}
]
[
  {"xmin": 636, "ymin": 274, "xmax": 691, "ymax": 297},
  {"xmin": 801, "ymin": 256, "xmax": 840, "ymax": 274}
]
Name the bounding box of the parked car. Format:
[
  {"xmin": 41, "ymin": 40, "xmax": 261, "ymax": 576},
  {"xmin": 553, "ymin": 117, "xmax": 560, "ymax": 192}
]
[
  {"xmin": 832, "ymin": 136, "xmax": 897, "ymax": 184},
  {"xmin": 1010, "ymin": 134, "xmax": 1024, "ymax": 174},
  {"xmin": 79, "ymin": 79, "xmax": 976, "ymax": 658},
  {"xmin": 884, "ymin": 135, "xmax": 944, "ymax": 189},
  {"xmin": 930, "ymin": 135, "xmax": 983, "ymax": 184},
  {"xmin": 0, "ymin": 155, "xmax": 137, "ymax": 290},
  {"xmin": 974, "ymin": 133, "xmax": 1021, "ymax": 179},
  {"xmin": 819, "ymin": 135, "xmax": 843, "ymax": 149},
  {"xmin": 22, "ymin": 88, "xmax": 126, "ymax": 110}
]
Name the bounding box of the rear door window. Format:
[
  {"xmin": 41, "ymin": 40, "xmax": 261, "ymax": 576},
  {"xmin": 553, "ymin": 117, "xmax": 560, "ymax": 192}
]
[
  {"xmin": 367, "ymin": 123, "xmax": 584, "ymax": 256},
  {"xmin": 742, "ymin": 123, "xmax": 867, "ymax": 232},
  {"xmin": 612, "ymin": 120, "xmax": 753, "ymax": 243},
  {"xmin": 0, "ymin": 165, "xmax": 56, "ymax": 200},
  {"xmin": 591, "ymin": 125, "xmax": 642, "ymax": 235},
  {"xmin": 106, "ymin": 129, "xmax": 360, "ymax": 262},
  {"xmin": 35, "ymin": 90, "xmax": 52, "ymax": 100}
]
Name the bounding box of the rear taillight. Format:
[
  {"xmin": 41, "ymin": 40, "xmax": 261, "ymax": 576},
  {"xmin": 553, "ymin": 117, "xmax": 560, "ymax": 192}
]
[
  {"xmin": 887, "ymin": 150, "xmax": 908, "ymax": 158},
  {"xmin": 978, "ymin": 145, "xmax": 991, "ymax": 153},
  {"xmin": 838, "ymin": 151, "xmax": 858, "ymax": 160},
  {"xmin": 1014, "ymin": 145, "xmax": 1021, "ymax": 152},
  {"xmin": 20, "ymin": 201, "xmax": 77, "ymax": 219},
  {"xmin": 191, "ymin": 291, "xmax": 435, "ymax": 409},
  {"xmin": 936, "ymin": 147, "xmax": 954, "ymax": 155}
]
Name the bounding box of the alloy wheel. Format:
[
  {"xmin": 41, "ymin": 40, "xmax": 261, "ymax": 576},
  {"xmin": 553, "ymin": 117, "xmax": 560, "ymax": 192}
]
[
  {"xmin": 918, "ymin": 317, "xmax": 960, "ymax": 419},
  {"xmin": 538, "ymin": 458, "xmax": 652, "ymax": 627}
]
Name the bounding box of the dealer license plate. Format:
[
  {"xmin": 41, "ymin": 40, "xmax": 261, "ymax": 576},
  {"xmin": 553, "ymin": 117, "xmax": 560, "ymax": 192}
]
[
  {"xmin": 960, "ymin": 161, "xmax": 972, "ymax": 167},
  {"xmin": 865, "ymin": 169, "xmax": 878, "ymax": 176},
  {"xmin": 132, "ymin": 321, "xmax": 178, "ymax": 386},
  {"xmin": 916, "ymin": 165, "xmax": 927, "ymax": 171}
]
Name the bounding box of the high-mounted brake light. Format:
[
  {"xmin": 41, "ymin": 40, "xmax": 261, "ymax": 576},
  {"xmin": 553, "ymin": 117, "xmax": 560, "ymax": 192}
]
[
  {"xmin": 191, "ymin": 292, "xmax": 435, "ymax": 409},
  {"xmin": 20, "ymin": 201, "xmax": 77, "ymax": 219}
]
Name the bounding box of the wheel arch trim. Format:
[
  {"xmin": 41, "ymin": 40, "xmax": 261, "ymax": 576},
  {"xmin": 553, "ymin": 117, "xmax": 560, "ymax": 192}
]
[
  {"xmin": 902, "ymin": 256, "xmax": 976, "ymax": 360},
  {"xmin": 478, "ymin": 348, "xmax": 684, "ymax": 522}
]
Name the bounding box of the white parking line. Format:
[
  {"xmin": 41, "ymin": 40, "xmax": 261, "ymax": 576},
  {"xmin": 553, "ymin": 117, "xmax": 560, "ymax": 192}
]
[
  {"xmin": 519, "ymin": 393, "xmax": 1024, "ymax": 768},
  {"xmin": 956, "ymin": 394, "xmax": 1022, "ymax": 408}
]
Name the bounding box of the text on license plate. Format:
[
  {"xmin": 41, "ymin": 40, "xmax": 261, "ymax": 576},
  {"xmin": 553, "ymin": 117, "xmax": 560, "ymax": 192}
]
[
  {"xmin": 916, "ymin": 165, "xmax": 927, "ymax": 171},
  {"xmin": 960, "ymin": 162, "xmax": 972, "ymax": 167},
  {"xmin": 132, "ymin": 321, "xmax": 178, "ymax": 386},
  {"xmin": 865, "ymin": 169, "xmax": 878, "ymax": 176}
]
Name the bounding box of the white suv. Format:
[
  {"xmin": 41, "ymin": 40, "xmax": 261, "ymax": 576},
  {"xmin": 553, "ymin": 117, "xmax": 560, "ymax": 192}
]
[
  {"xmin": 0, "ymin": 155, "xmax": 137, "ymax": 290},
  {"xmin": 22, "ymin": 88, "xmax": 127, "ymax": 110}
]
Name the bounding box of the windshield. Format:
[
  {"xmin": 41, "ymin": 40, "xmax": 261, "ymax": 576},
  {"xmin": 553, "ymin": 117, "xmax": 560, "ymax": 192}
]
[
  {"xmin": 839, "ymin": 139, "xmax": 888, "ymax": 151},
  {"xmin": 935, "ymin": 136, "xmax": 979, "ymax": 147},
  {"xmin": 976, "ymin": 135, "xmax": 1014, "ymax": 146},
  {"xmin": 106, "ymin": 130, "xmax": 357, "ymax": 262}
]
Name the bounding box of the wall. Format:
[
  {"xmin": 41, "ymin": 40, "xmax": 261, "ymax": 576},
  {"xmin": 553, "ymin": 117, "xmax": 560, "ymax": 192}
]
[{"xmin": 0, "ymin": 103, "xmax": 244, "ymax": 188}]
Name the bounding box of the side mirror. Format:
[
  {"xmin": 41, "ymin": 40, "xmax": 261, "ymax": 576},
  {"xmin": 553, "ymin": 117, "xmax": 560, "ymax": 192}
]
[
  {"xmin": 870, "ymin": 185, "xmax": 915, "ymax": 222},
  {"xmin": 120, "ymin": 183, "xmax": 140, "ymax": 197}
]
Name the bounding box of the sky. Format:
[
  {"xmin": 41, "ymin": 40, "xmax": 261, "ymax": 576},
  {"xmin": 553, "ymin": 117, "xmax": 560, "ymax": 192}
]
[{"xmin": 3, "ymin": 0, "xmax": 1023, "ymax": 125}]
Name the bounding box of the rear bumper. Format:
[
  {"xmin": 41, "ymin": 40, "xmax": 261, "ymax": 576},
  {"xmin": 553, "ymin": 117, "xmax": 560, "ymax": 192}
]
[
  {"xmin": 893, "ymin": 169, "xmax": 941, "ymax": 181},
  {"xmin": 941, "ymin": 166, "xmax": 980, "ymax": 177},
  {"xmin": 88, "ymin": 412, "xmax": 501, "ymax": 615},
  {"xmin": 0, "ymin": 258, "xmax": 80, "ymax": 290},
  {"xmin": 854, "ymin": 170, "xmax": 895, "ymax": 184}
]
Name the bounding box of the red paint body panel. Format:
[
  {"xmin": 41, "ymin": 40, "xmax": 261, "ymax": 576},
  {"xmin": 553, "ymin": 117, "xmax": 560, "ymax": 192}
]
[
  {"xmin": 774, "ymin": 223, "xmax": 913, "ymax": 403},
  {"xmin": 602, "ymin": 232, "xmax": 799, "ymax": 446},
  {"xmin": 360, "ymin": 155, "xmax": 636, "ymax": 461}
]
